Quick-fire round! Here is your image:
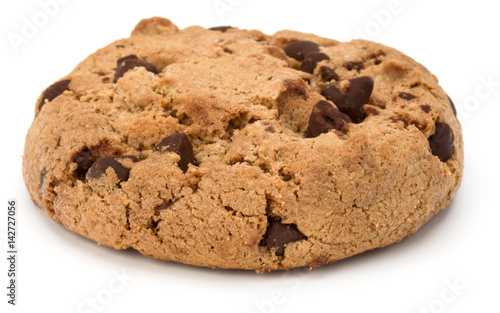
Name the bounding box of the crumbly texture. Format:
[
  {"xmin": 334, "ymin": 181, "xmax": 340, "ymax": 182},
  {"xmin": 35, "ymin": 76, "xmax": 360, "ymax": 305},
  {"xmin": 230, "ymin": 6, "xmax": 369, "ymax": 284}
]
[{"xmin": 23, "ymin": 17, "xmax": 463, "ymax": 271}]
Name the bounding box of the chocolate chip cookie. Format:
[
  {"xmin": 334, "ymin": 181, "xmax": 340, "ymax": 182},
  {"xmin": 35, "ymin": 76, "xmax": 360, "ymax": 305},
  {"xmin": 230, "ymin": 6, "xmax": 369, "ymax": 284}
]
[{"xmin": 23, "ymin": 17, "xmax": 463, "ymax": 271}]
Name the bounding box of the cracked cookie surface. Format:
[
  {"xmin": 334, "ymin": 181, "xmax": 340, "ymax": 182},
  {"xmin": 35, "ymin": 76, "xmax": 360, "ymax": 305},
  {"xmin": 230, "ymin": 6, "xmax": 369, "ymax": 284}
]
[{"xmin": 23, "ymin": 17, "xmax": 463, "ymax": 271}]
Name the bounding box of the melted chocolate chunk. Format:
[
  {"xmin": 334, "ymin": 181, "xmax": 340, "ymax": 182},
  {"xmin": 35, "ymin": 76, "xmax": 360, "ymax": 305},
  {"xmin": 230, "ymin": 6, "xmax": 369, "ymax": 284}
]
[
  {"xmin": 283, "ymin": 41, "xmax": 320, "ymax": 62},
  {"xmin": 364, "ymin": 106, "xmax": 380, "ymax": 116},
  {"xmin": 284, "ymin": 81, "xmax": 306, "ymax": 96},
  {"xmin": 154, "ymin": 200, "xmax": 175, "ymax": 216},
  {"xmin": 346, "ymin": 61, "xmax": 364, "ymax": 71},
  {"xmin": 321, "ymin": 76, "xmax": 374, "ymax": 123},
  {"xmin": 264, "ymin": 124, "xmax": 276, "ymax": 133},
  {"xmin": 73, "ymin": 148, "xmax": 94, "ymax": 178},
  {"xmin": 86, "ymin": 155, "xmax": 138, "ymax": 182},
  {"xmin": 154, "ymin": 133, "xmax": 195, "ymax": 173},
  {"xmin": 40, "ymin": 79, "xmax": 71, "ymax": 110},
  {"xmin": 320, "ymin": 66, "xmax": 339, "ymax": 82},
  {"xmin": 208, "ymin": 26, "xmax": 234, "ymax": 32},
  {"xmin": 428, "ymin": 123, "xmax": 454, "ymax": 162},
  {"xmin": 398, "ymin": 92, "xmax": 416, "ymax": 100},
  {"xmin": 299, "ymin": 52, "xmax": 330, "ymax": 74},
  {"xmin": 116, "ymin": 54, "xmax": 138, "ymax": 65},
  {"xmin": 39, "ymin": 168, "xmax": 47, "ymax": 190},
  {"xmin": 306, "ymin": 100, "xmax": 351, "ymax": 138},
  {"xmin": 260, "ymin": 217, "xmax": 306, "ymax": 256},
  {"xmin": 113, "ymin": 54, "xmax": 159, "ymax": 83},
  {"xmin": 420, "ymin": 105, "xmax": 431, "ymax": 113}
]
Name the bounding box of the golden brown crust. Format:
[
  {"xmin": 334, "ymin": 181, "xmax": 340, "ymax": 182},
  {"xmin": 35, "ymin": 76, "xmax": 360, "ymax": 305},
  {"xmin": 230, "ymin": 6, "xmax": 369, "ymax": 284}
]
[{"xmin": 23, "ymin": 17, "xmax": 463, "ymax": 271}]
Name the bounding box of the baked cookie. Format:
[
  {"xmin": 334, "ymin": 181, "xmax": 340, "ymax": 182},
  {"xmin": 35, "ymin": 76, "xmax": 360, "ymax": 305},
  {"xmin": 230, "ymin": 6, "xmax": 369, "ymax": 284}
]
[{"xmin": 23, "ymin": 17, "xmax": 463, "ymax": 271}]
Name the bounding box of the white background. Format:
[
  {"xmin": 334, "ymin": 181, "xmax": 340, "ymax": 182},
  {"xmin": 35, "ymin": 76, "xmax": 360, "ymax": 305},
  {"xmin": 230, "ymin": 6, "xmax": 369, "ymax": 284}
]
[{"xmin": 1, "ymin": 0, "xmax": 499, "ymax": 312}]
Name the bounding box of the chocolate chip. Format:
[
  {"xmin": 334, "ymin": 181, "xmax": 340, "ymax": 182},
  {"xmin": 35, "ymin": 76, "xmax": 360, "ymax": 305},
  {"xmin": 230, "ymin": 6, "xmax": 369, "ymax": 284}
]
[
  {"xmin": 262, "ymin": 122, "xmax": 276, "ymax": 133},
  {"xmin": 154, "ymin": 133, "xmax": 195, "ymax": 173},
  {"xmin": 284, "ymin": 81, "xmax": 306, "ymax": 96},
  {"xmin": 117, "ymin": 54, "xmax": 138, "ymax": 64},
  {"xmin": 40, "ymin": 79, "xmax": 71, "ymax": 110},
  {"xmin": 260, "ymin": 217, "xmax": 306, "ymax": 256},
  {"xmin": 265, "ymin": 125, "xmax": 275, "ymax": 132},
  {"xmin": 39, "ymin": 168, "xmax": 47, "ymax": 190},
  {"xmin": 306, "ymin": 100, "xmax": 351, "ymax": 138},
  {"xmin": 447, "ymin": 94, "xmax": 457, "ymax": 116},
  {"xmin": 113, "ymin": 54, "xmax": 159, "ymax": 83},
  {"xmin": 346, "ymin": 61, "xmax": 364, "ymax": 71},
  {"xmin": 321, "ymin": 76, "xmax": 374, "ymax": 123},
  {"xmin": 283, "ymin": 41, "xmax": 320, "ymax": 62},
  {"xmin": 320, "ymin": 66, "xmax": 339, "ymax": 82},
  {"xmin": 420, "ymin": 105, "xmax": 431, "ymax": 113},
  {"xmin": 154, "ymin": 200, "xmax": 175, "ymax": 216},
  {"xmin": 299, "ymin": 52, "xmax": 330, "ymax": 74},
  {"xmin": 86, "ymin": 155, "xmax": 138, "ymax": 182},
  {"xmin": 209, "ymin": 26, "xmax": 234, "ymax": 32},
  {"xmin": 398, "ymin": 92, "xmax": 416, "ymax": 100},
  {"xmin": 309, "ymin": 257, "xmax": 329, "ymax": 270},
  {"xmin": 73, "ymin": 148, "xmax": 93, "ymax": 178},
  {"xmin": 364, "ymin": 106, "xmax": 380, "ymax": 116},
  {"xmin": 428, "ymin": 123, "xmax": 454, "ymax": 162}
]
